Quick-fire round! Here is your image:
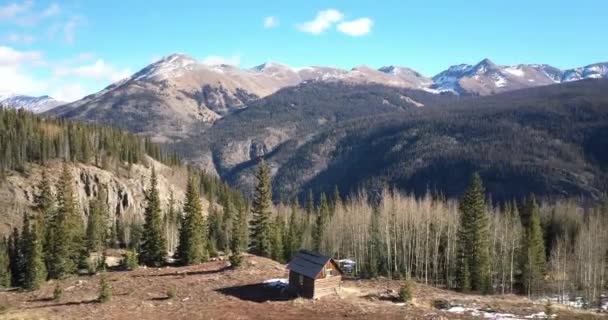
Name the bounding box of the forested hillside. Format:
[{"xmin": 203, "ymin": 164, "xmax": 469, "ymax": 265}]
[
  {"xmin": 0, "ymin": 107, "xmax": 180, "ymax": 174},
  {"xmin": 206, "ymin": 79, "xmax": 608, "ymax": 202}
]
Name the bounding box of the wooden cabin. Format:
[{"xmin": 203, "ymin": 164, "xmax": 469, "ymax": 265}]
[{"xmin": 286, "ymin": 250, "xmax": 343, "ymax": 299}]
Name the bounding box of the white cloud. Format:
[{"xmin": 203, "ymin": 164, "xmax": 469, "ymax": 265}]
[
  {"xmin": 0, "ymin": 65, "xmax": 47, "ymax": 95},
  {"xmin": 41, "ymin": 3, "xmax": 60, "ymax": 17},
  {"xmin": 337, "ymin": 18, "xmax": 373, "ymax": 36},
  {"xmin": 63, "ymin": 16, "xmax": 84, "ymax": 44},
  {"xmin": 297, "ymin": 9, "xmax": 343, "ymax": 34},
  {"xmin": 0, "ymin": 46, "xmax": 43, "ymax": 65},
  {"xmin": 201, "ymin": 55, "xmax": 240, "ymax": 66},
  {"xmin": 263, "ymin": 16, "xmax": 279, "ymax": 29},
  {"xmin": 6, "ymin": 33, "xmax": 35, "ymax": 44},
  {"xmin": 0, "ymin": 0, "xmax": 32, "ymax": 20},
  {"xmin": 54, "ymin": 59, "xmax": 132, "ymax": 82},
  {"xmin": 50, "ymin": 82, "xmax": 88, "ymax": 102}
]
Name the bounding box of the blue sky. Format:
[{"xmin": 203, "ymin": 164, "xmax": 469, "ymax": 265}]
[{"xmin": 0, "ymin": 0, "xmax": 606, "ymax": 101}]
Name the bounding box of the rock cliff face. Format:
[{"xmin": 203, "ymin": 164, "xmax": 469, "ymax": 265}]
[{"xmin": 0, "ymin": 157, "xmax": 207, "ymax": 235}]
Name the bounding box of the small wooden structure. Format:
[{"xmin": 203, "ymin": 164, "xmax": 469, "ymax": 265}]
[{"xmin": 286, "ymin": 249, "xmax": 343, "ymax": 299}]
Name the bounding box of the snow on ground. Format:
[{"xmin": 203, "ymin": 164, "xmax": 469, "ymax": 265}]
[
  {"xmin": 263, "ymin": 278, "xmax": 289, "ymax": 288},
  {"xmin": 446, "ymin": 306, "xmax": 553, "ymax": 319}
]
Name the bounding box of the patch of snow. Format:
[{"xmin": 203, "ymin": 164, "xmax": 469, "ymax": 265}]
[
  {"xmin": 263, "ymin": 278, "xmax": 288, "ymax": 288},
  {"xmin": 446, "ymin": 306, "xmax": 553, "ymax": 320},
  {"xmin": 505, "ymin": 67, "xmax": 525, "ymax": 77},
  {"xmin": 494, "ymin": 74, "xmax": 508, "ymax": 87}
]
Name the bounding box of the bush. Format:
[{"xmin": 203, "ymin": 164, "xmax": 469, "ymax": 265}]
[
  {"xmin": 53, "ymin": 283, "xmax": 63, "ymax": 301},
  {"xmin": 399, "ymin": 280, "xmax": 414, "ymax": 303},
  {"xmin": 544, "ymin": 300, "xmax": 555, "ymax": 318},
  {"xmin": 98, "ymin": 277, "xmax": 112, "ymax": 303},
  {"xmin": 120, "ymin": 251, "xmax": 139, "ymax": 271},
  {"xmin": 229, "ymin": 252, "xmax": 243, "ymax": 267},
  {"xmin": 166, "ymin": 286, "xmax": 177, "ymax": 299}
]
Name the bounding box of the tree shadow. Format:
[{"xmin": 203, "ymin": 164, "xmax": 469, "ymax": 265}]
[
  {"xmin": 149, "ymin": 296, "xmax": 171, "ymax": 301},
  {"xmin": 25, "ymin": 298, "xmax": 99, "ymax": 309},
  {"xmin": 363, "ymin": 293, "xmax": 401, "ymax": 303},
  {"xmin": 215, "ymin": 283, "xmax": 297, "ymax": 303},
  {"xmin": 130, "ymin": 266, "xmax": 230, "ymax": 278}
]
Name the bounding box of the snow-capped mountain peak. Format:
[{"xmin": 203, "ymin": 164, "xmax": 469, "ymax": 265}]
[
  {"xmin": 132, "ymin": 53, "xmax": 198, "ymax": 81},
  {"xmin": 0, "ymin": 94, "xmax": 65, "ymax": 113}
]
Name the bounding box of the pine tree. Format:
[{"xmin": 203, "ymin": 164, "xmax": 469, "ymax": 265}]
[
  {"xmin": 249, "ymin": 161, "xmax": 273, "ymax": 257},
  {"xmin": 229, "ymin": 203, "xmax": 246, "ymax": 267},
  {"xmin": 306, "ymin": 190, "xmax": 314, "ymax": 216},
  {"xmin": 313, "ymin": 192, "xmax": 330, "ymax": 253},
  {"xmin": 86, "ymin": 186, "xmax": 107, "ymax": 252},
  {"xmin": 332, "ymin": 185, "xmax": 342, "ymax": 216},
  {"xmin": 521, "ymin": 194, "xmax": 546, "ymax": 296},
  {"xmin": 270, "ymin": 215, "xmax": 284, "ymax": 262},
  {"xmin": 455, "ymin": 173, "xmax": 491, "ymax": 293},
  {"xmin": 46, "ymin": 163, "xmax": 83, "ymax": 279},
  {"xmin": 140, "ymin": 167, "xmax": 167, "ymax": 267},
  {"xmin": 0, "ymin": 238, "xmax": 11, "ymax": 287},
  {"xmin": 283, "ymin": 199, "xmax": 301, "ymax": 261},
  {"xmin": 219, "ymin": 196, "xmax": 234, "ymax": 253},
  {"xmin": 176, "ymin": 177, "xmax": 208, "ymax": 265},
  {"xmin": 34, "ymin": 170, "xmax": 54, "ymax": 242},
  {"xmin": 8, "ymin": 227, "xmax": 23, "ymax": 287},
  {"xmin": 22, "ymin": 215, "xmax": 46, "ymax": 290},
  {"xmin": 164, "ymin": 191, "xmax": 179, "ymax": 253}
]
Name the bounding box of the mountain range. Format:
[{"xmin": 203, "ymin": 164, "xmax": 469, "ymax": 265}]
[
  {"xmin": 47, "ymin": 54, "xmax": 608, "ymax": 140},
  {"xmin": 0, "ymin": 93, "xmax": 65, "ymax": 113},
  {"xmin": 41, "ymin": 54, "xmax": 608, "ymax": 201}
]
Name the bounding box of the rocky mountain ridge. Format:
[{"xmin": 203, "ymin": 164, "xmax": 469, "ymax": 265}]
[{"xmin": 0, "ymin": 94, "xmax": 65, "ymax": 113}]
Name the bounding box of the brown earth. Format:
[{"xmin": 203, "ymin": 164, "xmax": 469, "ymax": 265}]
[{"xmin": 0, "ymin": 255, "xmax": 604, "ymax": 320}]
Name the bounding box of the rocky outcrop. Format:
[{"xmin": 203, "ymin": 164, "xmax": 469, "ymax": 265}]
[{"xmin": 0, "ymin": 157, "xmax": 208, "ymax": 234}]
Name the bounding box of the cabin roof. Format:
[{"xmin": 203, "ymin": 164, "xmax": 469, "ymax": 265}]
[{"xmin": 286, "ymin": 249, "xmax": 342, "ymax": 279}]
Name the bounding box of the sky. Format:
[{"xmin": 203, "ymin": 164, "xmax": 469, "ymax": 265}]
[{"xmin": 0, "ymin": 0, "xmax": 607, "ymax": 102}]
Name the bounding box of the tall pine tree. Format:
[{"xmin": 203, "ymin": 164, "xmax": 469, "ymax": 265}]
[
  {"xmin": 455, "ymin": 173, "xmax": 491, "ymax": 293},
  {"xmin": 140, "ymin": 167, "xmax": 167, "ymax": 267},
  {"xmin": 249, "ymin": 161, "xmax": 272, "ymax": 257},
  {"xmin": 22, "ymin": 214, "xmax": 46, "ymax": 290},
  {"xmin": 0, "ymin": 237, "xmax": 10, "ymax": 287},
  {"xmin": 176, "ymin": 176, "xmax": 208, "ymax": 265},
  {"xmin": 283, "ymin": 199, "xmax": 301, "ymax": 261},
  {"xmin": 86, "ymin": 186, "xmax": 108, "ymax": 252},
  {"xmin": 229, "ymin": 202, "xmax": 247, "ymax": 267},
  {"xmin": 8, "ymin": 227, "xmax": 23, "ymax": 286},
  {"xmin": 47, "ymin": 163, "xmax": 83, "ymax": 279},
  {"xmin": 521, "ymin": 194, "xmax": 546, "ymax": 296},
  {"xmin": 313, "ymin": 192, "xmax": 330, "ymax": 253}
]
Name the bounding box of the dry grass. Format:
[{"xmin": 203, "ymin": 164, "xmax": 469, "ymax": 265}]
[{"xmin": 0, "ymin": 255, "xmax": 604, "ymax": 320}]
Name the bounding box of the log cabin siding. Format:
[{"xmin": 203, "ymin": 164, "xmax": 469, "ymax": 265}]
[{"xmin": 287, "ymin": 250, "xmax": 344, "ymax": 299}]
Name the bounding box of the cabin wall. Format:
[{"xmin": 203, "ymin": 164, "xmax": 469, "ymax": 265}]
[
  {"xmin": 312, "ymin": 275, "xmax": 342, "ymax": 299},
  {"xmin": 288, "ymin": 257, "xmax": 344, "ymax": 299},
  {"xmin": 289, "ymin": 270, "xmax": 315, "ymax": 298}
]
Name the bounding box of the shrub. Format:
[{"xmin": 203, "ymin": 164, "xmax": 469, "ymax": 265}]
[
  {"xmin": 120, "ymin": 251, "xmax": 139, "ymax": 271},
  {"xmin": 53, "ymin": 283, "xmax": 63, "ymax": 301},
  {"xmin": 98, "ymin": 277, "xmax": 112, "ymax": 303},
  {"xmin": 544, "ymin": 300, "xmax": 555, "ymax": 318},
  {"xmin": 229, "ymin": 252, "xmax": 243, "ymax": 267},
  {"xmin": 166, "ymin": 286, "xmax": 177, "ymax": 299},
  {"xmin": 399, "ymin": 280, "xmax": 414, "ymax": 303}
]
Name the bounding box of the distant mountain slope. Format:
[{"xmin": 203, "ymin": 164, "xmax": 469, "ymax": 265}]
[
  {"xmin": 48, "ymin": 54, "xmax": 608, "ymax": 144},
  {"xmin": 432, "ymin": 59, "xmax": 608, "ymax": 95},
  {"xmin": 168, "ymin": 80, "xmax": 608, "ymax": 202},
  {"xmin": 269, "ymin": 79, "xmax": 608, "ymax": 201},
  {"xmin": 0, "ymin": 94, "xmax": 65, "ymax": 113}
]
